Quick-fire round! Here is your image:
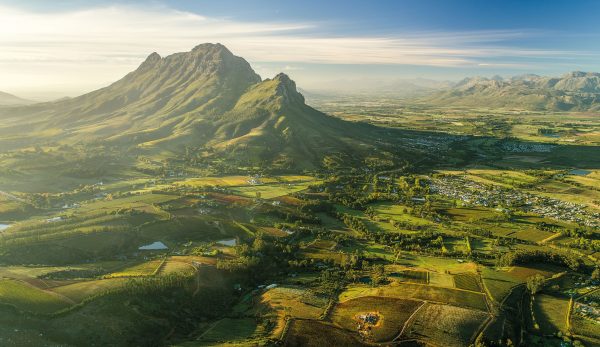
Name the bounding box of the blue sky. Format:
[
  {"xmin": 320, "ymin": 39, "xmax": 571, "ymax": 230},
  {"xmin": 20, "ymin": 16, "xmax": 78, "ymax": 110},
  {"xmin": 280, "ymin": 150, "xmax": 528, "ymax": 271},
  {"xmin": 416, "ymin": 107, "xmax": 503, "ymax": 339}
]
[{"xmin": 1, "ymin": 0, "xmax": 599, "ymax": 98}]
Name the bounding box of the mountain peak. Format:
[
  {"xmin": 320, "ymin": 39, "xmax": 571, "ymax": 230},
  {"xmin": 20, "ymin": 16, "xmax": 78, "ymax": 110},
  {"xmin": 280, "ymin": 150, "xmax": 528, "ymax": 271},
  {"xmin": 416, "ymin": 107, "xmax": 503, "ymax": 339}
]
[
  {"xmin": 271, "ymin": 73, "xmax": 305, "ymax": 104},
  {"xmin": 192, "ymin": 42, "xmax": 227, "ymax": 51},
  {"xmin": 136, "ymin": 52, "xmax": 161, "ymax": 73},
  {"xmin": 191, "ymin": 43, "xmax": 234, "ymax": 59},
  {"xmin": 146, "ymin": 52, "xmax": 161, "ymax": 62}
]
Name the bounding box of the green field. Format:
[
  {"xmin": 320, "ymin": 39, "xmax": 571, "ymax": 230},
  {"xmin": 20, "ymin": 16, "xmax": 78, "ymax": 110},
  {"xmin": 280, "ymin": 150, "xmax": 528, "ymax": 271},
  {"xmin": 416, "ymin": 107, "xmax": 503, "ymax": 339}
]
[
  {"xmin": 105, "ymin": 259, "xmax": 163, "ymax": 278},
  {"xmin": 533, "ymin": 294, "xmax": 569, "ymax": 335},
  {"xmin": 453, "ymin": 273, "xmax": 482, "ymax": 292},
  {"xmin": 195, "ymin": 318, "xmax": 259, "ymax": 344},
  {"xmin": 390, "ymin": 270, "xmax": 429, "ymax": 284},
  {"xmin": 230, "ymin": 181, "xmax": 318, "ymax": 199},
  {"xmin": 0, "ymin": 279, "xmax": 72, "ymax": 313},
  {"xmin": 51, "ymin": 278, "xmax": 128, "ymax": 302}
]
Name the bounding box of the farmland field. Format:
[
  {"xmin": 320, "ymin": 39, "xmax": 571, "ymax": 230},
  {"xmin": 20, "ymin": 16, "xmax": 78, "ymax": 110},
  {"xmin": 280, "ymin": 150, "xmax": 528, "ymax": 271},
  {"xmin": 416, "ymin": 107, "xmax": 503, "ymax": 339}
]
[
  {"xmin": 260, "ymin": 286, "xmax": 328, "ymax": 337},
  {"xmin": 0, "ymin": 279, "xmax": 72, "ymax": 313},
  {"xmin": 533, "ymin": 294, "xmax": 569, "ymax": 334},
  {"xmin": 284, "ymin": 319, "xmax": 367, "ymax": 347},
  {"xmin": 230, "ymin": 181, "xmax": 318, "ymax": 199},
  {"xmin": 428, "ymin": 272, "xmax": 455, "ymax": 288},
  {"xmin": 51, "ymin": 278, "xmax": 128, "ymax": 302},
  {"xmin": 453, "ymin": 273, "xmax": 482, "ymax": 292},
  {"xmin": 105, "ymin": 259, "xmax": 163, "ymax": 278},
  {"xmin": 340, "ymin": 283, "xmax": 488, "ymax": 311},
  {"xmin": 195, "ymin": 318, "xmax": 259, "ymax": 345},
  {"xmin": 389, "ymin": 270, "xmax": 429, "ymax": 284},
  {"xmin": 330, "ymin": 296, "xmax": 423, "ymax": 342},
  {"xmin": 406, "ymin": 303, "xmax": 489, "ymax": 347},
  {"xmin": 571, "ymin": 315, "xmax": 600, "ymax": 341}
]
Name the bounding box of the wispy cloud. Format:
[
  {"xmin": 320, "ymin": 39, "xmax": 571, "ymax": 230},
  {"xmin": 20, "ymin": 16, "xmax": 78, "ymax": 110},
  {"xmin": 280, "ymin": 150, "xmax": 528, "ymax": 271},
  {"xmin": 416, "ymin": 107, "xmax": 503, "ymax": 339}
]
[{"xmin": 0, "ymin": 4, "xmax": 592, "ymax": 98}]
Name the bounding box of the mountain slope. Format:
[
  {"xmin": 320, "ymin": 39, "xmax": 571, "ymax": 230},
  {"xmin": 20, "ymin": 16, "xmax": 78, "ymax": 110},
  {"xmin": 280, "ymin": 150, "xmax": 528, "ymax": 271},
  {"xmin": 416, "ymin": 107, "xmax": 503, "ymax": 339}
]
[
  {"xmin": 422, "ymin": 71, "xmax": 600, "ymax": 111},
  {"xmin": 0, "ymin": 91, "xmax": 34, "ymax": 106},
  {"xmin": 0, "ymin": 43, "xmax": 391, "ymax": 170}
]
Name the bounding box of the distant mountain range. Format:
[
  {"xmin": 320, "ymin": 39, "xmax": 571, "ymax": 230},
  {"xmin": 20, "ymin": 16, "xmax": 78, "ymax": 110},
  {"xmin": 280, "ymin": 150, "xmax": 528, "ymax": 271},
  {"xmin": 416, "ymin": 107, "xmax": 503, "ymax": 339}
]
[
  {"xmin": 0, "ymin": 91, "xmax": 33, "ymax": 106},
  {"xmin": 0, "ymin": 44, "xmax": 392, "ymax": 170},
  {"xmin": 421, "ymin": 71, "xmax": 600, "ymax": 111}
]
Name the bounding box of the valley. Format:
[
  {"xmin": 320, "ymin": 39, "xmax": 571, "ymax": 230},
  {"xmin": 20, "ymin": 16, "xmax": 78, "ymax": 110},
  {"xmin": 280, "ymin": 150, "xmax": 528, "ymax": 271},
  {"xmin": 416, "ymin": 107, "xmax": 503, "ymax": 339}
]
[{"xmin": 0, "ymin": 44, "xmax": 598, "ymax": 347}]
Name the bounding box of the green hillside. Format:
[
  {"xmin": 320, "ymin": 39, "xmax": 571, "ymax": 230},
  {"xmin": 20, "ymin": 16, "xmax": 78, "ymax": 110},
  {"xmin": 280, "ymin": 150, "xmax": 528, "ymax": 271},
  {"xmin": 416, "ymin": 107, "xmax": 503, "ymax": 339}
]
[{"xmin": 0, "ymin": 44, "xmax": 404, "ymax": 173}]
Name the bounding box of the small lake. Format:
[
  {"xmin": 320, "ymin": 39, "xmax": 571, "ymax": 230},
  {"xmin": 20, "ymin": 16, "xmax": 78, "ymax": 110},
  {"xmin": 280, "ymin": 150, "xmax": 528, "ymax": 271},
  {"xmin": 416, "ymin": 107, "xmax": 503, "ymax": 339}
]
[
  {"xmin": 217, "ymin": 239, "xmax": 237, "ymax": 247},
  {"xmin": 569, "ymin": 169, "xmax": 591, "ymax": 176},
  {"xmin": 0, "ymin": 224, "xmax": 10, "ymax": 231},
  {"xmin": 138, "ymin": 241, "xmax": 168, "ymax": 250},
  {"xmin": 542, "ymin": 133, "xmax": 561, "ymax": 138}
]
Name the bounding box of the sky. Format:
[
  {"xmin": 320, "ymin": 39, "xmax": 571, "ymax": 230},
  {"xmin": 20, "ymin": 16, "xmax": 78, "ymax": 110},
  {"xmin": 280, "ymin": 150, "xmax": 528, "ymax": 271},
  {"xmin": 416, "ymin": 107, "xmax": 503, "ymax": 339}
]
[{"xmin": 1, "ymin": 0, "xmax": 600, "ymax": 100}]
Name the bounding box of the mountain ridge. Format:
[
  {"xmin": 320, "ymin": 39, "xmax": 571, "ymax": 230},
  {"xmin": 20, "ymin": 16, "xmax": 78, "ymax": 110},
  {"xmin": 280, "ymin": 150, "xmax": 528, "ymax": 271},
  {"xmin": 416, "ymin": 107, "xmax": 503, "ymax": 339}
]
[
  {"xmin": 423, "ymin": 71, "xmax": 600, "ymax": 111},
  {"xmin": 0, "ymin": 43, "xmax": 389, "ymax": 170},
  {"xmin": 0, "ymin": 91, "xmax": 34, "ymax": 106}
]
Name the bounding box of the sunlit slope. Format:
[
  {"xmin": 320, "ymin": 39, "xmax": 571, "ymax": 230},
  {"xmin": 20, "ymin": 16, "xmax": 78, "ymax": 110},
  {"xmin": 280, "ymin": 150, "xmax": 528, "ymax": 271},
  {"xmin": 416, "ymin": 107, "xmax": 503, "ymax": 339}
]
[{"xmin": 0, "ymin": 43, "xmax": 394, "ymax": 169}]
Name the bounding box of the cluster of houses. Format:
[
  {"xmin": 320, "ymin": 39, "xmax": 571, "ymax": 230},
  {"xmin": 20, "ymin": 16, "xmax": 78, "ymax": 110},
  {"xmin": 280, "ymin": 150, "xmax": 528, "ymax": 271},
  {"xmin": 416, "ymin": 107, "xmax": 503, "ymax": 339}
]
[
  {"xmin": 500, "ymin": 142, "xmax": 555, "ymax": 153},
  {"xmin": 247, "ymin": 175, "xmax": 262, "ymax": 185},
  {"xmin": 167, "ymin": 170, "xmax": 185, "ymax": 178},
  {"xmin": 356, "ymin": 312, "xmax": 380, "ymax": 339},
  {"xmin": 401, "ymin": 134, "xmax": 457, "ymax": 152},
  {"xmin": 430, "ymin": 176, "xmax": 600, "ymax": 228},
  {"xmin": 575, "ymin": 297, "xmax": 600, "ymax": 324}
]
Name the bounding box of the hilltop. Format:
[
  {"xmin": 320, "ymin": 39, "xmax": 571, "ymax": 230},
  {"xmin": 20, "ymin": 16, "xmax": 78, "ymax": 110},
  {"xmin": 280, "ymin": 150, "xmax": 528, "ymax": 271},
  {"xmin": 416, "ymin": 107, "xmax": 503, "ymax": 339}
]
[{"xmin": 0, "ymin": 91, "xmax": 34, "ymax": 106}]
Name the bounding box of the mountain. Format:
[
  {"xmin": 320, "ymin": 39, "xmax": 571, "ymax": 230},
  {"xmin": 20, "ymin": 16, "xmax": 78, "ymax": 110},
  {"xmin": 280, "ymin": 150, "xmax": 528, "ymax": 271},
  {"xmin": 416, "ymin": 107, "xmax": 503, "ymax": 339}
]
[
  {"xmin": 0, "ymin": 91, "xmax": 34, "ymax": 106},
  {"xmin": 422, "ymin": 71, "xmax": 600, "ymax": 111},
  {"xmin": 0, "ymin": 43, "xmax": 389, "ymax": 170}
]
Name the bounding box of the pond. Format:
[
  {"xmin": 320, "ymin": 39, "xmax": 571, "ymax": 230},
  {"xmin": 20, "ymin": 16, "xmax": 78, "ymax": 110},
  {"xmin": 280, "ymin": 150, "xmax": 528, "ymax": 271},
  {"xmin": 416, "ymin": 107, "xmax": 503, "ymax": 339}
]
[
  {"xmin": 569, "ymin": 169, "xmax": 591, "ymax": 176},
  {"xmin": 217, "ymin": 239, "xmax": 237, "ymax": 247},
  {"xmin": 138, "ymin": 241, "xmax": 168, "ymax": 250},
  {"xmin": 0, "ymin": 224, "xmax": 10, "ymax": 231},
  {"xmin": 542, "ymin": 133, "xmax": 561, "ymax": 138}
]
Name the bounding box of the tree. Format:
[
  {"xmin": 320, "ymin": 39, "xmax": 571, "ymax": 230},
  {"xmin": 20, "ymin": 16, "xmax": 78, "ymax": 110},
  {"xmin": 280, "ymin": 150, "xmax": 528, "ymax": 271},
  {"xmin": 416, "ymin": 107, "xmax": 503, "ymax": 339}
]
[
  {"xmin": 527, "ymin": 274, "xmax": 545, "ymax": 295},
  {"xmin": 592, "ymin": 267, "xmax": 600, "ymax": 281},
  {"xmin": 371, "ymin": 264, "xmax": 386, "ymax": 285}
]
